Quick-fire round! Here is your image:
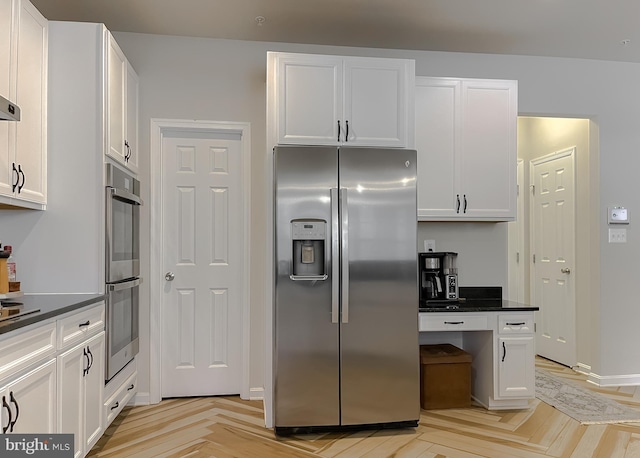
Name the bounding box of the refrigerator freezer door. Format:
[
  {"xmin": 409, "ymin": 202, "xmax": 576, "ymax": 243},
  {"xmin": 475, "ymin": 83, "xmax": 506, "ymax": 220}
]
[
  {"xmin": 274, "ymin": 145, "xmax": 340, "ymax": 427},
  {"xmin": 339, "ymin": 147, "xmax": 420, "ymax": 425}
]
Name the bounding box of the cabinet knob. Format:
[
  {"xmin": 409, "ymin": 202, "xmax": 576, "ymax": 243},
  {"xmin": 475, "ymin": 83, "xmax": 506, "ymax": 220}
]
[{"xmin": 560, "ymin": 268, "xmax": 571, "ymax": 274}]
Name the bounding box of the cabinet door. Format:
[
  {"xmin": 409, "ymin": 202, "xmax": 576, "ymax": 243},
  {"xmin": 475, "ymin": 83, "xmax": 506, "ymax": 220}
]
[
  {"xmin": 57, "ymin": 344, "xmax": 85, "ymax": 458},
  {"xmin": 416, "ymin": 78, "xmax": 460, "ymax": 219},
  {"xmin": 14, "ymin": 0, "xmax": 47, "ymax": 204},
  {"xmin": 107, "ymin": 32, "xmax": 127, "ymax": 164},
  {"xmin": 344, "ymin": 57, "xmax": 413, "ymax": 147},
  {"xmin": 459, "ymin": 80, "xmax": 517, "ymax": 220},
  {"xmin": 0, "ymin": 0, "xmax": 15, "ymax": 198},
  {"xmin": 124, "ymin": 61, "xmax": 139, "ymax": 173},
  {"xmin": 57, "ymin": 332, "xmax": 105, "ymax": 458},
  {"xmin": 275, "ymin": 54, "xmax": 342, "ymax": 145},
  {"xmin": 1, "ymin": 358, "xmax": 56, "ymax": 434},
  {"xmin": 497, "ymin": 336, "xmax": 535, "ymax": 398},
  {"xmin": 83, "ymin": 332, "xmax": 105, "ymax": 453}
]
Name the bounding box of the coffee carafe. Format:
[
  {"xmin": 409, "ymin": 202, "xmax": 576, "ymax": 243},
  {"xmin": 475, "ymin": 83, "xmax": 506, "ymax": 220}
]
[{"xmin": 419, "ymin": 252, "xmax": 458, "ymax": 302}]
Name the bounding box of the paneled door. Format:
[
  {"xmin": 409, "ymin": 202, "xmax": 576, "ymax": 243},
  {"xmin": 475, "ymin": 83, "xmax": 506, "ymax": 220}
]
[
  {"xmin": 530, "ymin": 147, "xmax": 576, "ymax": 367},
  {"xmin": 161, "ymin": 132, "xmax": 244, "ymax": 397}
]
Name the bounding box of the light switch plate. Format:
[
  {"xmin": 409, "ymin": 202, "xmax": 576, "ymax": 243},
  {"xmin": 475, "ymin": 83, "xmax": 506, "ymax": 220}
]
[
  {"xmin": 608, "ymin": 207, "xmax": 629, "ymax": 224},
  {"xmin": 609, "ymin": 228, "xmax": 627, "ymax": 243}
]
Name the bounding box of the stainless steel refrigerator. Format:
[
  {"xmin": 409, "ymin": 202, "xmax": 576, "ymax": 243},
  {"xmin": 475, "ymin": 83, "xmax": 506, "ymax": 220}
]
[{"xmin": 274, "ymin": 145, "xmax": 420, "ymax": 435}]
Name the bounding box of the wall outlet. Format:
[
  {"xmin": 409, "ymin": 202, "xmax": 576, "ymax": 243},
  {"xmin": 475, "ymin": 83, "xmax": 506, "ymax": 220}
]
[
  {"xmin": 608, "ymin": 228, "xmax": 627, "ymax": 243},
  {"xmin": 424, "ymin": 239, "xmax": 436, "ymax": 252}
]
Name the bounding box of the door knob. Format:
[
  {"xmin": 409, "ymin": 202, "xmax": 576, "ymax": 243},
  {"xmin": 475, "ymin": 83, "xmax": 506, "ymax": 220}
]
[
  {"xmin": 165, "ymin": 272, "xmax": 175, "ymax": 281},
  {"xmin": 560, "ymin": 268, "xmax": 571, "ymax": 274}
]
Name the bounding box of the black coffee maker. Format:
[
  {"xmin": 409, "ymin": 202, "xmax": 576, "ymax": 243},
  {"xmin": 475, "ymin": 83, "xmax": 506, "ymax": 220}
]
[{"xmin": 419, "ymin": 252, "xmax": 458, "ymax": 303}]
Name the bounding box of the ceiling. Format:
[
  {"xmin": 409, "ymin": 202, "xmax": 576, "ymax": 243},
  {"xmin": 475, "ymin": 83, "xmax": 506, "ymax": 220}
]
[{"xmin": 29, "ymin": 0, "xmax": 640, "ymax": 63}]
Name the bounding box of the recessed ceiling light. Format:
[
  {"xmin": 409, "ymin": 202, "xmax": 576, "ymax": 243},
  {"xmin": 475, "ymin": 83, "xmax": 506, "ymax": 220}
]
[{"xmin": 255, "ymin": 16, "xmax": 266, "ymax": 27}]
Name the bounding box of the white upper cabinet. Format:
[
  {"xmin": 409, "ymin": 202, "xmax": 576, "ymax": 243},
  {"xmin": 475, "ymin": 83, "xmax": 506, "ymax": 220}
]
[
  {"xmin": 269, "ymin": 52, "xmax": 414, "ymax": 148},
  {"xmin": 106, "ymin": 32, "xmax": 139, "ymax": 174},
  {"xmin": 0, "ymin": 0, "xmax": 47, "ymax": 209},
  {"xmin": 0, "ymin": 0, "xmax": 16, "ymax": 200},
  {"xmin": 416, "ymin": 77, "xmax": 517, "ymax": 221}
]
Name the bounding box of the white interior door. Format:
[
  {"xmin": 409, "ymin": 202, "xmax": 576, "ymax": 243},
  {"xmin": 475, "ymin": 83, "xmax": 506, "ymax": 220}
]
[
  {"xmin": 530, "ymin": 148, "xmax": 576, "ymax": 367},
  {"xmin": 161, "ymin": 132, "xmax": 244, "ymax": 397}
]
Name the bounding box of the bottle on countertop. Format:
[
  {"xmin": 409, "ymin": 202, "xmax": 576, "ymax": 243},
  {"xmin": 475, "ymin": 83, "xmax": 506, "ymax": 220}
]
[{"xmin": 5, "ymin": 245, "xmax": 16, "ymax": 282}]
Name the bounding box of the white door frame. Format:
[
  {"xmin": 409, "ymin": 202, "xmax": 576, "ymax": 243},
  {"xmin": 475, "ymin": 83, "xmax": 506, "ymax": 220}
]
[{"xmin": 149, "ymin": 118, "xmax": 251, "ymax": 404}]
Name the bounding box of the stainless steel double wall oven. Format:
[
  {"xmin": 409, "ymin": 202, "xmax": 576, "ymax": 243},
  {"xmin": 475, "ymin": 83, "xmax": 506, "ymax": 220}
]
[{"xmin": 105, "ymin": 163, "xmax": 142, "ymax": 382}]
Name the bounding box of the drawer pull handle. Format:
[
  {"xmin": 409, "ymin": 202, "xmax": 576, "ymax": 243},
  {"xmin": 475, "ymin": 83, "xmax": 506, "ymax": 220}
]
[
  {"xmin": 9, "ymin": 391, "xmax": 19, "ymax": 432},
  {"xmin": 79, "ymin": 320, "xmax": 90, "ymax": 327},
  {"xmin": 87, "ymin": 346, "xmax": 94, "ymax": 372},
  {"xmin": 2, "ymin": 396, "xmax": 11, "ymax": 434},
  {"xmin": 506, "ymin": 322, "xmax": 526, "ymax": 326},
  {"xmin": 444, "ymin": 321, "xmax": 464, "ymax": 325},
  {"xmin": 83, "ymin": 347, "xmax": 90, "ymax": 376},
  {"xmin": 111, "ymin": 401, "xmax": 120, "ymax": 411},
  {"xmin": 502, "ymin": 341, "xmax": 507, "ymax": 362},
  {"xmin": 127, "ymin": 384, "xmax": 135, "ymax": 391}
]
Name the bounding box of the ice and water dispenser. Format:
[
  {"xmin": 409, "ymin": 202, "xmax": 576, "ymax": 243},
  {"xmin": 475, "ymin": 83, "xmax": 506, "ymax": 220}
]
[{"xmin": 291, "ymin": 220, "xmax": 327, "ymax": 279}]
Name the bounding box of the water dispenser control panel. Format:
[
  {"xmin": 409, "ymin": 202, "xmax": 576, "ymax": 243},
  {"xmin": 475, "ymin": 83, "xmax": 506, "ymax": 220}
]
[{"xmin": 291, "ymin": 221, "xmax": 326, "ymax": 240}]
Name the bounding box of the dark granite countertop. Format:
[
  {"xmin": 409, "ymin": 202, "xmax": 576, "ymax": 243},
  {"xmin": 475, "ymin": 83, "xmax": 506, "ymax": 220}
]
[
  {"xmin": 419, "ymin": 286, "xmax": 538, "ymax": 313},
  {"xmin": 0, "ymin": 293, "xmax": 106, "ymax": 335},
  {"xmin": 419, "ymin": 298, "xmax": 539, "ymax": 313}
]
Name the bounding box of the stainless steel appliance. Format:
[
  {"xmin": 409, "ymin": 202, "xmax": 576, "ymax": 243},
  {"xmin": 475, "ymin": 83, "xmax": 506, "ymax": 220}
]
[
  {"xmin": 274, "ymin": 145, "xmax": 419, "ymax": 435},
  {"xmin": 419, "ymin": 252, "xmax": 458, "ymax": 304},
  {"xmin": 0, "ymin": 94, "xmax": 20, "ymax": 121},
  {"xmin": 105, "ymin": 164, "xmax": 142, "ymax": 382}
]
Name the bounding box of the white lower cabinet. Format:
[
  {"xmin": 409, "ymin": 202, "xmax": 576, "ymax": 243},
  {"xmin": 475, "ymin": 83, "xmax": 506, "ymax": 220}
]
[
  {"xmin": 495, "ymin": 314, "xmax": 535, "ymax": 399},
  {"xmin": 420, "ymin": 310, "xmax": 536, "ymax": 410},
  {"xmin": 497, "ymin": 336, "xmax": 535, "ymax": 398},
  {"xmin": 104, "ymin": 369, "xmax": 137, "ymax": 427},
  {"xmin": 0, "ymin": 358, "xmax": 56, "ymax": 434},
  {"xmin": 58, "ymin": 331, "xmax": 105, "ymax": 458},
  {"xmin": 0, "ymin": 302, "xmax": 114, "ymax": 458}
]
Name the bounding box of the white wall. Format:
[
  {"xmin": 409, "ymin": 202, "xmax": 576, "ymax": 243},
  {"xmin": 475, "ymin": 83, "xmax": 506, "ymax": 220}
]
[{"xmin": 101, "ymin": 31, "xmax": 640, "ymax": 391}]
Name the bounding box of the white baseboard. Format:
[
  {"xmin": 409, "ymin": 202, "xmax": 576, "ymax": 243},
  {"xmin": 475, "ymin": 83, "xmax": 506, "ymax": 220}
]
[
  {"xmin": 587, "ymin": 372, "xmax": 640, "ymax": 387},
  {"xmin": 134, "ymin": 389, "xmax": 262, "ymax": 405},
  {"xmin": 575, "ymin": 362, "xmax": 591, "ymax": 375},
  {"xmin": 249, "ymin": 387, "xmax": 264, "ymax": 400},
  {"xmin": 132, "ymin": 392, "xmax": 152, "ymax": 406}
]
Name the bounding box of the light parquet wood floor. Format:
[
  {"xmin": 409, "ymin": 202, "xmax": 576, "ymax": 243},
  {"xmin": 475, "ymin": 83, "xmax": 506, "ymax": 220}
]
[{"xmin": 89, "ymin": 358, "xmax": 640, "ymax": 458}]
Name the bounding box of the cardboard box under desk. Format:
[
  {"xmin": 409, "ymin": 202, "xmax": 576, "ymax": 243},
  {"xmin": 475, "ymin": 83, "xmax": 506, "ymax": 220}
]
[{"xmin": 420, "ymin": 343, "xmax": 472, "ymax": 409}]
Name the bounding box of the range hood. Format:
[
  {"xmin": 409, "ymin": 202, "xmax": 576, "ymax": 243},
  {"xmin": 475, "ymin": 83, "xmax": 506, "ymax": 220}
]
[{"xmin": 0, "ymin": 94, "xmax": 20, "ymax": 121}]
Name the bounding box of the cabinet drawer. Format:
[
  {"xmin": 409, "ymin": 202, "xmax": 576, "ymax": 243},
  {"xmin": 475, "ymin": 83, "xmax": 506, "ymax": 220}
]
[
  {"xmin": 57, "ymin": 302, "xmax": 105, "ymax": 351},
  {"xmin": 104, "ymin": 371, "xmax": 137, "ymax": 425},
  {"xmin": 0, "ymin": 322, "xmax": 56, "ymax": 381},
  {"xmin": 419, "ymin": 314, "xmax": 488, "ymax": 331},
  {"xmin": 498, "ymin": 314, "xmax": 534, "ymax": 334}
]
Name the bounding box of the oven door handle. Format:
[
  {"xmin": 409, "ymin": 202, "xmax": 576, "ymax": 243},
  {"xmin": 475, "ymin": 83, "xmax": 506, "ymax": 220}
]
[
  {"xmin": 108, "ymin": 278, "xmax": 142, "ymax": 291},
  {"xmin": 109, "ymin": 187, "xmax": 143, "ymax": 206}
]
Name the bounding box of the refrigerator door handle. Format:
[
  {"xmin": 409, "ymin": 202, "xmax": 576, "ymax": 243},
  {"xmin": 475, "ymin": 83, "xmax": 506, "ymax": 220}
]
[
  {"xmin": 340, "ymin": 188, "xmax": 349, "ymax": 323},
  {"xmin": 331, "ymin": 188, "xmax": 339, "ymax": 323}
]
